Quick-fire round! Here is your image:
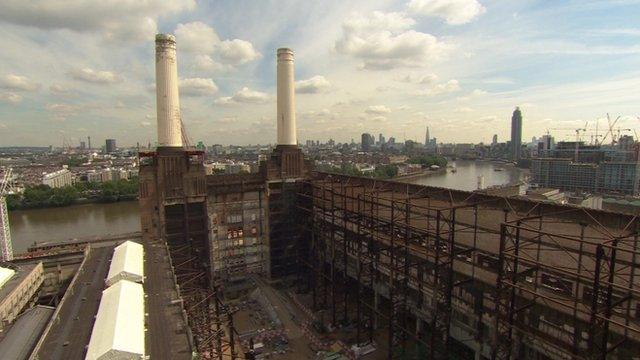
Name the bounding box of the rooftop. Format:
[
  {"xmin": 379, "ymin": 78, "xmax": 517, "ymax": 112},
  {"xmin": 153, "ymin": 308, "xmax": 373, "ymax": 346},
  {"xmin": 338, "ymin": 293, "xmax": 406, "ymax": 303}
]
[
  {"xmin": 0, "ymin": 263, "xmax": 38, "ymax": 305},
  {"xmin": 0, "ymin": 305, "xmax": 54, "ymax": 360}
]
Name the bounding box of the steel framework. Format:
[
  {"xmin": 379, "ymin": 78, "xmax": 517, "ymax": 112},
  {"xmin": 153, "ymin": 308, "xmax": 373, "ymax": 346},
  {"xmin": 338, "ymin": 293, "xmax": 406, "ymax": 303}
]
[{"xmin": 296, "ymin": 173, "xmax": 640, "ymax": 360}]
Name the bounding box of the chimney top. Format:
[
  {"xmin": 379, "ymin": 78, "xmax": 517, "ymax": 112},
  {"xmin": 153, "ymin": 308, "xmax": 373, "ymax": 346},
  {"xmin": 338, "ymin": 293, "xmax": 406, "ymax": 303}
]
[{"xmin": 155, "ymin": 34, "xmax": 176, "ymax": 43}]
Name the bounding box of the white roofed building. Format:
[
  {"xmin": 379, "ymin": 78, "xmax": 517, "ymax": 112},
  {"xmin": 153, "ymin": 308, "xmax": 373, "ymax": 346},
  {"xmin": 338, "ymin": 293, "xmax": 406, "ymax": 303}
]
[
  {"xmin": 0, "ymin": 267, "xmax": 15, "ymax": 289},
  {"xmin": 106, "ymin": 241, "xmax": 144, "ymax": 286},
  {"xmin": 85, "ymin": 280, "xmax": 145, "ymax": 360}
]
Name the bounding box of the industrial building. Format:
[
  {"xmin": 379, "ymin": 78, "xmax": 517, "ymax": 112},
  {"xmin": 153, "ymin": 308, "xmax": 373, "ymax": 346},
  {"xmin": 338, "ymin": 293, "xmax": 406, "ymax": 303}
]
[
  {"xmin": 0, "ymin": 263, "xmax": 44, "ymax": 331},
  {"xmin": 134, "ymin": 33, "xmax": 640, "ymax": 359}
]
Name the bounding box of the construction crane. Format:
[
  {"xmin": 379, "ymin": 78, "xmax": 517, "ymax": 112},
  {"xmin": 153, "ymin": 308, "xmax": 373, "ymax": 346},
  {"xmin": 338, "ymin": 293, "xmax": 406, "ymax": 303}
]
[
  {"xmin": 0, "ymin": 168, "xmax": 14, "ymax": 261},
  {"xmin": 601, "ymin": 113, "xmax": 621, "ymax": 145},
  {"xmin": 549, "ymin": 121, "xmax": 588, "ymax": 160}
]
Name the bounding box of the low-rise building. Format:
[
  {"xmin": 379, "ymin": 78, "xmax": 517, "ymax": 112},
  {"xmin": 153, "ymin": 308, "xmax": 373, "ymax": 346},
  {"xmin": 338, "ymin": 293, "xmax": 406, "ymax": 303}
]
[
  {"xmin": 0, "ymin": 263, "xmax": 44, "ymax": 330},
  {"xmin": 42, "ymin": 169, "xmax": 73, "ymax": 188}
]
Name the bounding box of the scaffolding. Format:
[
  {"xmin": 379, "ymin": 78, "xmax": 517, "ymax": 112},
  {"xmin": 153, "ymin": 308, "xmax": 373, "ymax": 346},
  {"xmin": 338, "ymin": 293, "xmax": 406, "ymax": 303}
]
[{"xmin": 297, "ymin": 173, "xmax": 640, "ymax": 360}]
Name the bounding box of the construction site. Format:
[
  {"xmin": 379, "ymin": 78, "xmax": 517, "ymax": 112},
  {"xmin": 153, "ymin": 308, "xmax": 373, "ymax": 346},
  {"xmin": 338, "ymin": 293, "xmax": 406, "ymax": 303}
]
[{"xmin": 130, "ymin": 33, "xmax": 640, "ymax": 360}]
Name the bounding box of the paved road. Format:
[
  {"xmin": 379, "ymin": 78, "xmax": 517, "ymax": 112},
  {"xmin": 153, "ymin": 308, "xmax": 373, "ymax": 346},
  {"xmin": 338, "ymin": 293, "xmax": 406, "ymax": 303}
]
[{"xmin": 36, "ymin": 246, "xmax": 112, "ymax": 360}]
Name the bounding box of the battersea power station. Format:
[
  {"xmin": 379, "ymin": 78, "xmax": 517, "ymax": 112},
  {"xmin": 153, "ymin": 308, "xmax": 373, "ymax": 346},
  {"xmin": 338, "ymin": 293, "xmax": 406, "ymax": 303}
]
[{"xmin": 138, "ymin": 34, "xmax": 640, "ymax": 360}]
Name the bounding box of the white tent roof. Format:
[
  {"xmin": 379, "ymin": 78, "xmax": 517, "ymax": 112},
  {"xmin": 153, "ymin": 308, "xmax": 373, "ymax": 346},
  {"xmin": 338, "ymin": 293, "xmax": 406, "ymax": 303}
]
[
  {"xmin": 106, "ymin": 241, "xmax": 144, "ymax": 285},
  {"xmin": 0, "ymin": 266, "xmax": 16, "ymax": 289},
  {"xmin": 85, "ymin": 280, "xmax": 145, "ymax": 360}
]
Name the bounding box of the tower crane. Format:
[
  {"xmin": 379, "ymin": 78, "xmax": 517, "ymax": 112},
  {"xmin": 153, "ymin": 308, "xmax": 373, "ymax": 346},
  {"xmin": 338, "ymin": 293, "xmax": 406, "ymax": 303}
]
[
  {"xmin": 0, "ymin": 168, "xmax": 14, "ymax": 261},
  {"xmin": 549, "ymin": 121, "xmax": 588, "ymax": 160},
  {"xmin": 601, "ymin": 113, "xmax": 621, "ymax": 145}
]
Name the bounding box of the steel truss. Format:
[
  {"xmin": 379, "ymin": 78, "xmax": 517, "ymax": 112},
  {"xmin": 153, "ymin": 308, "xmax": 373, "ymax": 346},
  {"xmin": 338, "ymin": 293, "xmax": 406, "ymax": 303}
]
[
  {"xmin": 298, "ymin": 173, "xmax": 640, "ymax": 360},
  {"xmin": 494, "ymin": 212, "xmax": 640, "ymax": 359},
  {"xmin": 298, "ymin": 176, "xmax": 484, "ymax": 359}
]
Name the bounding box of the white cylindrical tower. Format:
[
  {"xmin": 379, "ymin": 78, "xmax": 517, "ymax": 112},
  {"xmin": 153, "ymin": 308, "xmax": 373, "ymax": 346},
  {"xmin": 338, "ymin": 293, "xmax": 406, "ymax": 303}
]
[
  {"xmin": 277, "ymin": 48, "xmax": 297, "ymax": 146},
  {"xmin": 155, "ymin": 34, "xmax": 183, "ymax": 148}
]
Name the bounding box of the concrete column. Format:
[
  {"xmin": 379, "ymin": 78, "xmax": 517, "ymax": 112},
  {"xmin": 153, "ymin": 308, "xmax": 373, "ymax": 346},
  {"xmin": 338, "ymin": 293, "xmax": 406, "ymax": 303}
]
[
  {"xmin": 155, "ymin": 34, "xmax": 183, "ymax": 148},
  {"xmin": 276, "ymin": 48, "xmax": 296, "ymax": 145}
]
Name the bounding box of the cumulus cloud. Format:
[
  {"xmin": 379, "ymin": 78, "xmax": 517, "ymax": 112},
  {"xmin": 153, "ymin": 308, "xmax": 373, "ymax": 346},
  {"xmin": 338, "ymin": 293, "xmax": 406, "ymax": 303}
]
[
  {"xmin": 335, "ymin": 11, "xmax": 450, "ymax": 70},
  {"xmin": 215, "ymin": 87, "xmax": 270, "ymax": 105},
  {"xmin": 296, "ymin": 76, "xmax": 331, "ymax": 94},
  {"xmin": 399, "ymin": 73, "xmax": 438, "ymax": 84},
  {"xmin": 175, "ymin": 21, "xmax": 261, "ymax": 70},
  {"xmin": 49, "ymin": 84, "xmax": 69, "ymax": 94},
  {"xmin": 0, "ymin": 0, "xmax": 195, "ymax": 42},
  {"xmin": 407, "ymin": 0, "xmax": 486, "ymax": 25},
  {"xmin": 217, "ymin": 39, "xmax": 261, "ymax": 64},
  {"xmin": 365, "ymin": 105, "xmax": 391, "ymax": 114},
  {"xmin": 69, "ymin": 68, "xmax": 120, "ymax": 84},
  {"xmin": 179, "ymin": 77, "xmax": 218, "ymax": 96},
  {"xmin": 413, "ymin": 79, "xmax": 460, "ymax": 96},
  {"xmin": 175, "ymin": 22, "xmax": 220, "ymax": 53},
  {"xmin": 0, "ymin": 92, "xmax": 23, "ymax": 104},
  {"xmin": 46, "ymin": 102, "xmax": 79, "ymax": 121},
  {"xmin": 0, "ymin": 74, "xmax": 41, "ymax": 91}
]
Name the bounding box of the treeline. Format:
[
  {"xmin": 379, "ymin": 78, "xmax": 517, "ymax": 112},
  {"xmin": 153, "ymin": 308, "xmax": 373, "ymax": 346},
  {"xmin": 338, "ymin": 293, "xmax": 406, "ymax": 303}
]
[
  {"xmin": 407, "ymin": 155, "xmax": 448, "ymax": 168},
  {"xmin": 7, "ymin": 177, "xmax": 139, "ymax": 210}
]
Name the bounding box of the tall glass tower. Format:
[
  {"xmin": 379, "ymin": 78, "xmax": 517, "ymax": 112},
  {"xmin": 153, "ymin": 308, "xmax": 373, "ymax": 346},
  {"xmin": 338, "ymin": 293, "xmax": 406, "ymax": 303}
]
[{"xmin": 510, "ymin": 107, "xmax": 522, "ymax": 161}]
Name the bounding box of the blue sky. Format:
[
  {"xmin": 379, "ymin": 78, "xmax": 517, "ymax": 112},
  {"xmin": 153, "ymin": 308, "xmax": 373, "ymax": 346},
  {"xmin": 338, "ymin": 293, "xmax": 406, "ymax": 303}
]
[{"xmin": 0, "ymin": 0, "xmax": 639, "ymax": 147}]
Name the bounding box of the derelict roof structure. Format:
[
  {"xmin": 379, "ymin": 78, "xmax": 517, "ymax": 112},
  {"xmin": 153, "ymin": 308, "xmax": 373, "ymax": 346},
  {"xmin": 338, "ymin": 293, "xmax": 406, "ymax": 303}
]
[
  {"xmin": 106, "ymin": 241, "xmax": 144, "ymax": 286},
  {"xmin": 85, "ymin": 280, "xmax": 145, "ymax": 360},
  {"xmin": 0, "ymin": 266, "xmax": 15, "ymax": 289}
]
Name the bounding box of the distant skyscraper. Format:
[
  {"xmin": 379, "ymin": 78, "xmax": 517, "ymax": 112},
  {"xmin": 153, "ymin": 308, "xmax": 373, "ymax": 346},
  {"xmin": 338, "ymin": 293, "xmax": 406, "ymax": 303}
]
[
  {"xmin": 105, "ymin": 139, "xmax": 117, "ymax": 153},
  {"xmin": 88, "ymin": 136, "xmax": 91, "ymax": 150},
  {"xmin": 361, "ymin": 133, "xmax": 374, "ymax": 151},
  {"xmin": 80, "ymin": 141, "xmax": 86, "ymax": 150},
  {"xmin": 378, "ymin": 133, "xmax": 385, "ymax": 145},
  {"xmin": 492, "ymin": 134, "xmax": 498, "ymax": 146},
  {"xmin": 425, "ymin": 126, "xmax": 430, "ymax": 145},
  {"xmin": 510, "ymin": 107, "xmax": 522, "ymax": 161}
]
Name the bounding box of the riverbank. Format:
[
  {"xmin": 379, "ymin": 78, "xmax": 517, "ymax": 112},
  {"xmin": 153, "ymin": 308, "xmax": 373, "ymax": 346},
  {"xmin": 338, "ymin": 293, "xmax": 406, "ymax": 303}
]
[{"xmin": 394, "ymin": 167, "xmax": 447, "ymax": 181}]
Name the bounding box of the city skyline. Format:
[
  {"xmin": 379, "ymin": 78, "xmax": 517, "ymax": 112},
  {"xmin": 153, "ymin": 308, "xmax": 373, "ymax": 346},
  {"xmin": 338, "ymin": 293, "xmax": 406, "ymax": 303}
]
[{"xmin": 0, "ymin": 1, "xmax": 639, "ymax": 147}]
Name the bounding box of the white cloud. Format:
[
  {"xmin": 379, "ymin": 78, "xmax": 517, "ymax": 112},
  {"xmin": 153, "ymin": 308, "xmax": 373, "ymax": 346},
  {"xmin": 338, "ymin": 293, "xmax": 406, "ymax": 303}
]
[
  {"xmin": 69, "ymin": 68, "xmax": 120, "ymax": 84},
  {"xmin": 0, "ymin": 0, "xmax": 195, "ymax": 42},
  {"xmin": 0, "ymin": 92, "xmax": 23, "ymax": 104},
  {"xmin": 455, "ymin": 106, "xmax": 473, "ymax": 113},
  {"xmin": 413, "ymin": 79, "xmax": 460, "ymax": 96},
  {"xmin": 407, "ymin": 0, "xmax": 486, "ymax": 25},
  {"xmin": 0, "ymin": 74, "xmax": 40, "ymax": 91},
  {"xmin": 140, "ymin": 121, "xmax": 151, "ymax": 127},
  {"xmin": 175, "ymin": 21, "xmax": 220, "ymax": 53},
  {"xmin": 365, "ymin": 105, "xmax": 391, "ymax": 114},
  {"xmin": 49, "ymin": 84, "xmax": 69, "ymax": 94},
  {"xmin": 399, "ymin": 73, "xmax": 438, "ymax": 84},
  {"xmin": 296, "ymin": 76, "xmax": 332, "ymax": 94},
  {"xmin": 179, "ymin": 78, "xmax": 219, "ymax": 96},
  {"xmin": 176, "ymin": 22, "xmax": 260, "ymax": 68},
  {"xmin": 217, "ymin": 39, "xmax": 261, "ymax": 64},
  {"xmin": 215, "ymin": 87, "xmax": 270, "ymax": 105},
  {"xmin": 335, "ymin": 11, "xmax": 450, "ymax": 70}
]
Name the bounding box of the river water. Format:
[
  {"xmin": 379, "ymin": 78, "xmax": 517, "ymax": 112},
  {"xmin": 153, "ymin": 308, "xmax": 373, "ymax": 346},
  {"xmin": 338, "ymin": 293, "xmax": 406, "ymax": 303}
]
[
  {"xmin": 403, "ymin": 159, "xmax": 528, "ymax": 191},
  {"xmin": 8, "ymin": 201, "xmax": 140, "ymax": 254},
  {"xmin": 8, "ymin": 161, "xmax": 527, "ymax": 254}
]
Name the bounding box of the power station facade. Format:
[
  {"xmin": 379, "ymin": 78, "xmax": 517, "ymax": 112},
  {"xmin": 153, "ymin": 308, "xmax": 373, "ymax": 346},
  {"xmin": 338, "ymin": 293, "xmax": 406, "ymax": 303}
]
[{"xmin": 139, "ymin": 35, "xmax": 640, "ymax": 359}]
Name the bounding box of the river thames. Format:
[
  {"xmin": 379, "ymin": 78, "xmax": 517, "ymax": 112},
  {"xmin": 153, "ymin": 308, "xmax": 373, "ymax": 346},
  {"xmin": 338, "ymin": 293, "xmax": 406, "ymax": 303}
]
[{"xmin": 9, "ymin": 160, "xmax": 527, "ymax": 254}]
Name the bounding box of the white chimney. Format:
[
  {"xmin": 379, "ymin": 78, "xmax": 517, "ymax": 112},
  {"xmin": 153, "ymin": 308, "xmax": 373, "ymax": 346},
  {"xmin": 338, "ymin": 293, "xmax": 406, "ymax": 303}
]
[
  {"xmin": 155, "ymin": 34, "xmax": 183, "ymax": 148},
  {"xmin": 277, "ymin": 48, "xmax": 297, "ymax": 146}
]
